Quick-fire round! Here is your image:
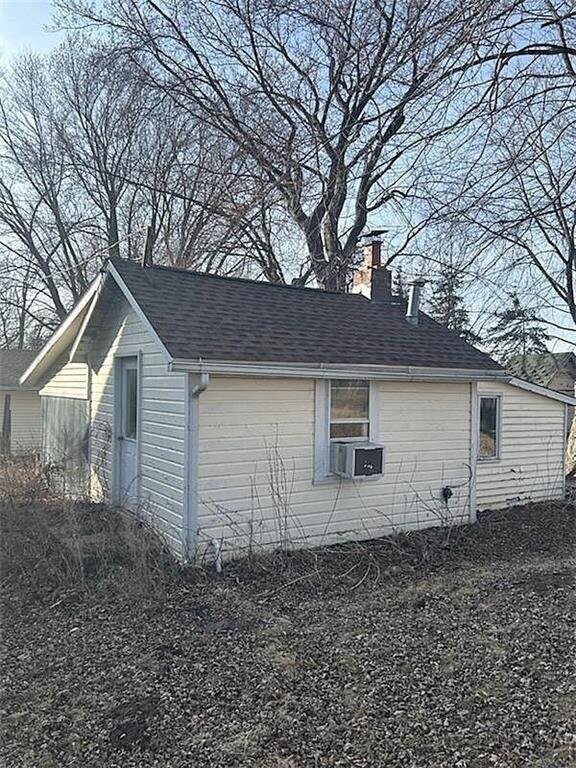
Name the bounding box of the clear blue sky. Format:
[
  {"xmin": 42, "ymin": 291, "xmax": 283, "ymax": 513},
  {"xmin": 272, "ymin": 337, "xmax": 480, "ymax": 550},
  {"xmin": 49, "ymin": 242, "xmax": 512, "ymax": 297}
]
[{"xmin": 0, "ymin": 0, "xmax": 63, "ymax": 61}]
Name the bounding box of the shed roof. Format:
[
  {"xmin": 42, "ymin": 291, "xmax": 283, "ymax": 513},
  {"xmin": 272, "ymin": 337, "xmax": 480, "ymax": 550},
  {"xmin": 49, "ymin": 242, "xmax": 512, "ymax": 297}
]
[
  {"xmin": 0, "ymin": 349, "xmax": 39, "ymax": 389},
  {"xmin": 110, "ymin": 258, "xmax": 502, "ymax": 371},
  {"xmin": 507, "ymin": 352, "xmax": 576, "ymax": 390}
]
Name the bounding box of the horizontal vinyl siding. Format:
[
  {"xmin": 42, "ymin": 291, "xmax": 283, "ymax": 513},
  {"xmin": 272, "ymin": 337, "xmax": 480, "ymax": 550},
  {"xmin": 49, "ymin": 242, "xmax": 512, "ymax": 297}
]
[
  {"xmin": 196, "ymin": 377, "xmax": 473, "ymax": 558},
  {"xmin": 477, "ymin": 382, "xmax": 565, "ymax": 509},
  {"xmin": 41, "ymin": 395, "xmax": 89, "ymax": 495},
  {"xmin": 89, "ymin": 289, "xmax": 187, "ymax": 557},
  {"xmin": 39, "ymin": 357, "xmax": 89, "ymax": 399},
  {"xmin": 0, "ymin": 390, "xmax": 41, "ymax": 451}
]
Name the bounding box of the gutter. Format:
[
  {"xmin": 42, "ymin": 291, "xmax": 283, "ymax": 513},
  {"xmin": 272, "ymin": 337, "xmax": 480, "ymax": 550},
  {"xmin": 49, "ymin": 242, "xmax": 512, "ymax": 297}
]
[
  {"xmin": 169, "ymin": 358, "xmax": 510, "ymax": 383},
  {"xmin": 184, "ymin": 373, "xmax": 210, "ymax": 560}
]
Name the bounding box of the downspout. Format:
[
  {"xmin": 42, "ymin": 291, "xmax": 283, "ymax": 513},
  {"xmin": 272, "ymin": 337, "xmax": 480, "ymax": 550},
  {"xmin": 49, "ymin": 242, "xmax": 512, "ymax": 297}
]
[
  {"xmin": 192, "ymin": 373, "xmax": 210, "ymax": 397},
  {"xmin": 185, "ymin": 373, "xmax": 210, "ymax": 561}
]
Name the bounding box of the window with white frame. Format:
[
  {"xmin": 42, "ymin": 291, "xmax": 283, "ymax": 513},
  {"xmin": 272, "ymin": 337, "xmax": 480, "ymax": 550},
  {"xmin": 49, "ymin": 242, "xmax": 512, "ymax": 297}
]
[
  {"xmin": 315, "ymin": 379, "xmax": 378, "ymax": 482},
  {"xmin": 479, "ymin": 395, "xmax": 501, "ymax": 460},
  {"xmin": 329, "ymin": 379, "xmax": 370, "ymax": 441}
]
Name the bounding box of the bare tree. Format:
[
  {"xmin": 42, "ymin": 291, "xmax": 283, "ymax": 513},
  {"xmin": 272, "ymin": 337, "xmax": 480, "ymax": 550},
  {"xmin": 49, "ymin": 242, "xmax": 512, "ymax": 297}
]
[
  {"xmin": 408, "ymin": 0, "xmax": 576, "ymax": 341},
  {"xmin": 51, "ymin": 42, "xmax": 147, "ymax": 260},
  {"xmin": 61, "ymin": 0, "xmax": 554, "ymax": 289},
  {"xmin": 0, "ymin": 52, "xmax": 109, "ymax": 334},
  {"xmin": 0, "ymin": 40, "xmax": 289, "ymax": 338},
  {"xmin": 422, "ymin": 72, "xmax": 576, "ymax": 336},
  {"xmin": 129, "ymin": 111, "xmax": 288, "ymax": 280}
]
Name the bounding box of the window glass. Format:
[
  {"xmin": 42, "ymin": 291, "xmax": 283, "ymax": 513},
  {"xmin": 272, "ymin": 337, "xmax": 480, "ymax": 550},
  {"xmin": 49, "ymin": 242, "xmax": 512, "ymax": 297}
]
[
  {"xmin": 330, "ymin": 422, "xmax": 369, "ymax": 440},
  {"xmin": 330, "ymin": 380, "xmax": 369, "ymax": 441},
  {"xmin": 124, "ymin": 367, "xmax": 138, "ymax": 440},
  {"xmin": 479, "ymin": 396, "xmax": 499, "ymax": 459}
]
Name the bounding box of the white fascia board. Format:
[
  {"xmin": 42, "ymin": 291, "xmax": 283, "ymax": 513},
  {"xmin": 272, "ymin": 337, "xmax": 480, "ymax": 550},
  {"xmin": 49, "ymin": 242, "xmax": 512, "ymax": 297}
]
[
  {"xmin": 168, "ymin": 358, "xmax": 512, "ymax": 382},
  {"xmin": 68, "ymin": 272, "xmax": 108, "ymax": 362},
  {"xmin": 19, "ymin": 277, "xmax": 102, "ymax": 387},
  {"xmin": 509, "ymin": 376, "xmax": 576, "ymax": 406},
  {"xmin": 106, "ymin": 263, "xmax": 173, "ymax": 365}
]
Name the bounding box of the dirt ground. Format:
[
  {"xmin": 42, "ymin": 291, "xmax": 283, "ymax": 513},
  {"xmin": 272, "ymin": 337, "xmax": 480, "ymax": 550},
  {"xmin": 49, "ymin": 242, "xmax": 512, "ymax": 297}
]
[{"xmin": 1, "ymin": 501, "xmax": 575, "ymax": 768}]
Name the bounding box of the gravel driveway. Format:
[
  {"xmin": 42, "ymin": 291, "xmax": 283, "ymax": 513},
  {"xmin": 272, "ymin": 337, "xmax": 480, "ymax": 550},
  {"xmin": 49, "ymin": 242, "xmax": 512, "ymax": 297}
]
[{"xmin": 1, "ymin": 502, "xmax": 575, "ymax": 768}]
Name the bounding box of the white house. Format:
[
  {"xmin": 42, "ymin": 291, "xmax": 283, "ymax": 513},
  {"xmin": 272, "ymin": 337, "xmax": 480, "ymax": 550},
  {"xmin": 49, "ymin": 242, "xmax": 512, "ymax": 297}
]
[
  {"xmin": 21, "ymin": 245, "xmax": 575, "ymax": 560},
  {"xmin": 0, "ymin": 349, "xmax": 41, "ymax": 454}
]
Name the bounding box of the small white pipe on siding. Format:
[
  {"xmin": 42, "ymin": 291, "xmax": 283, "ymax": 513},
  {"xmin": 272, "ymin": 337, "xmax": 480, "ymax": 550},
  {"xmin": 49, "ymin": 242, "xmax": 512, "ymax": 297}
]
[{"xmin": 211, "ymin": 538, "xmax": 223, "ymax": 574}]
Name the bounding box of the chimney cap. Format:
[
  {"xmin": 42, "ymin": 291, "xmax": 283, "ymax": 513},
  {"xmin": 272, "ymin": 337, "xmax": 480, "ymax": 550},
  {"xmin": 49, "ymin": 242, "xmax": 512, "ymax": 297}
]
[
  {"xmin": 363, "ymin": 228, "xmax": 388, "ymax": 240},
  {"xmin": 408, "ymin": 277, "xmax": 426, "ymax": 287}
]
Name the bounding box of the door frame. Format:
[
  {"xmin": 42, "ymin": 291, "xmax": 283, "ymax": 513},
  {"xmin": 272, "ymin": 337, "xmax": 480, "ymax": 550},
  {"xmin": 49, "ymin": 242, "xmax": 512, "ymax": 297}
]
[{"xmin": 112, "ymin": 352, "xmax": 142, "ymax": 505}]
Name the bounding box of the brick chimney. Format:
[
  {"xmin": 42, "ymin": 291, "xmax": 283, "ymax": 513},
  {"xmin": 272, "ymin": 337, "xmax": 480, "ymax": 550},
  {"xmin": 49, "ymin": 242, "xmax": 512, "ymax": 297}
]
[{"xmin": 352, "ymin": 230, "xmax": 393, "ymax": 302}]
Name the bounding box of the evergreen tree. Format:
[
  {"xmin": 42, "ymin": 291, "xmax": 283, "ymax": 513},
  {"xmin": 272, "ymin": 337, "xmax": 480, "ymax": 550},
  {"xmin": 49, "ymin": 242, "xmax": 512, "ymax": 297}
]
[
  {"xmin": 392, "ymin": 266, "xmax": 406, "ymax": 298},
  {"xmin": 486, "ymin": 293, "xmax": 549, "ymax": 365},
  {"xmin": 427, "ymin": 266, "xmax": 479, "ymax": 344}
]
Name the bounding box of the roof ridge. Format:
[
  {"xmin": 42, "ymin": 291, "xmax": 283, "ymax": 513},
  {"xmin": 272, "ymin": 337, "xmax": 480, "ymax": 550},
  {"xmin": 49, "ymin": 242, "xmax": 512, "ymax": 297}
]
[{"xmin": 110, "ymin": 257, "xmax": 363, "ymax": 299}]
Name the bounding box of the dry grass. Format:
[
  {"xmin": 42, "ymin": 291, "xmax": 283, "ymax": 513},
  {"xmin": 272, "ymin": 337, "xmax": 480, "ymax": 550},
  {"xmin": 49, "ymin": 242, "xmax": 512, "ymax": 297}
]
[{"xmin": 0, "ymin": 456, "xmax": 176, "ymax": 597}]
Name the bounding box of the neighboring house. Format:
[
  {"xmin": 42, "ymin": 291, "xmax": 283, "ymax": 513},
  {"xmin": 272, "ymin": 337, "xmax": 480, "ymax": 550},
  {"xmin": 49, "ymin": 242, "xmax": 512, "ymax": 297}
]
[
  {"xmin": 508, "ymin": 352, "xmax": 576, "ymax": 430},
  {"xmin": 0, "ymin": 349, "xmax": 42, "ymax": 454},
  {"xmin": 508, "ymin": 351, "xmax": 576, "ymax": 397},
  {"xmin": 21, "ymin": 242, "xmax": 575, "ymax": 561}
]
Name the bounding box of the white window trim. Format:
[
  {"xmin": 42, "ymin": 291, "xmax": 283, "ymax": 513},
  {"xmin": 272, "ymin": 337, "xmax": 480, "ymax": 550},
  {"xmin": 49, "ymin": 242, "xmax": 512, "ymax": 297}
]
[
  {"xmin": 478, "ymin": 393, "xmax": 502, "ymax": 462},
  {"xmin": 314, "ymin": 379, "xmax": 380, "ymax": 484}
]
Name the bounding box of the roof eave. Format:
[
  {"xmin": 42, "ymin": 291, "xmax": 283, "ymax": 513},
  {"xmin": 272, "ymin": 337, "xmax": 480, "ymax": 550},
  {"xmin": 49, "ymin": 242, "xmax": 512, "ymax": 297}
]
[
  {"xmin": 509, "ymin": 376, "xmax": 576, "ymax": 406},
  {"xmin": 168, "ymin": 358, "xmax": 509, "ymax": 382},
  {"xmin": 19, "ymin": 277, "xmax": 103, "ymax": 387},
  {"xmin": 21, "ymin": 262, "xmax": 175, "ymax": 388}
]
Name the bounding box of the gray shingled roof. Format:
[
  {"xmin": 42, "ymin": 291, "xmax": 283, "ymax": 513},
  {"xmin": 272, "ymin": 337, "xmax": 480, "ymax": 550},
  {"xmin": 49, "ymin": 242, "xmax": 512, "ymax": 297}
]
[
  {"xmin": 0, "ymin": 349, "xmax": 39, "ymax": 388},
  {"xmin": 507, "ymin": 352, "xmax": 576, "ymax": 389},
  {"xmin": 110, "ymin": 259, "xmax": 503, "ymax": 371}
]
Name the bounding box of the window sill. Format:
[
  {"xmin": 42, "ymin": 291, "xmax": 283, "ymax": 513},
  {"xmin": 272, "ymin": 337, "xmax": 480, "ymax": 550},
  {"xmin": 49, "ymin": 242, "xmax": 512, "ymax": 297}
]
[{"xmin": 313, "ymin": 472, "xmax": 383, "ymax": 486}]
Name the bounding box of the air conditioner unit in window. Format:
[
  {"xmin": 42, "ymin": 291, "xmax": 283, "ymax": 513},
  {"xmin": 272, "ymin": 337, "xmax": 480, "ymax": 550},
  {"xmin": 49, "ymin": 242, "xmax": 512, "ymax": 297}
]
[{"xmin": 330, "ymin": 442, "xmax": 385, "ymax": 480}]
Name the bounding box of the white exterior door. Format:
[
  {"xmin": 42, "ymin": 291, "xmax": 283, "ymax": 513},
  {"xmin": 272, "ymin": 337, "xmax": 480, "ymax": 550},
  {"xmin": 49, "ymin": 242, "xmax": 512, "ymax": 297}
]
[{"xmin": 116, "ymin": 356, "xmax": 139, "ymax": 505}]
